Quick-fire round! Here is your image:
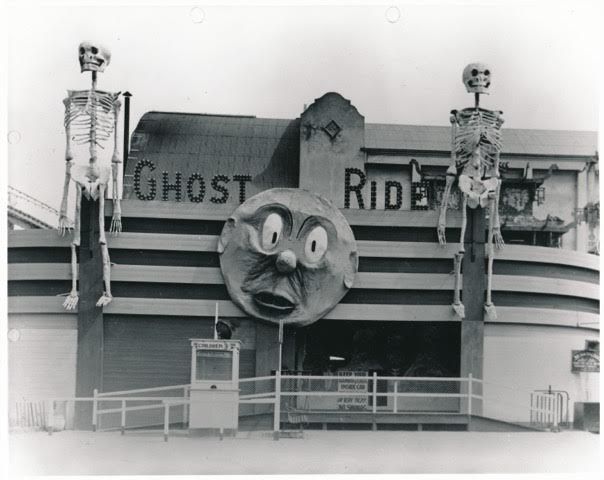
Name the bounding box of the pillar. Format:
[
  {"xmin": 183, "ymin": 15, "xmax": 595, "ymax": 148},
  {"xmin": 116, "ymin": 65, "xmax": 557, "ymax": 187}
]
[
  {"xmin": 460, "ymin": 207, "xmax": 485, "ymax": 415},
  {"xmin": 74, "ymin": 197, "xmax": 105, "ymax": 429}
]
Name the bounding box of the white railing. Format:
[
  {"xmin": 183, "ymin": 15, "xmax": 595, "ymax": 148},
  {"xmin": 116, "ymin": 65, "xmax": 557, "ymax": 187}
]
[
  {"xmin": 238, "ymin": 375, "xmax": 275, "ymax": 404},
  {"xmin": 39, "ymin": 374, "xmax": 556, "ymax": 440},
  {"xmin": 529, "ymin": 390, "xmax": 569, "ymax": 430},
  {"xmin": 277, "ymin": 374, "xmax": 479, "ymax": 411},
  {"xmin": 93, "ymin": 384, "xmax": 191, "ymax": 438}
]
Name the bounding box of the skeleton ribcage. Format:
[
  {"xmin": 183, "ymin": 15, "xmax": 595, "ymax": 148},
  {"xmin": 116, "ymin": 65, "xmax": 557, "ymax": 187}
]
[
  {"xmin": 454, "ymin": 108, "xmax": 503, "ymax": 168},
  {"xmin": 64, "ymin": 90, "xmax": 120, "ymax": 148}
]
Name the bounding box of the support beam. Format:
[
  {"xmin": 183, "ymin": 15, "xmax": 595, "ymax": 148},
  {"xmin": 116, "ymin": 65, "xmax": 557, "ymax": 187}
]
[
  {"xmin": 460, "ymin": 207, "xmax": 485, "ymax": 415},
  {"xmin": 74, "ymin": 197, "xmax": 104, "ymax": 430}
]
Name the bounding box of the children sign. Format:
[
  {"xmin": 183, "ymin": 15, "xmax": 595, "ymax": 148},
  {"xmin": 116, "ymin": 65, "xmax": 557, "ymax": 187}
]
[{"xmin": 337, "ymin": 371, "xmax": 368, "ymax": 411}]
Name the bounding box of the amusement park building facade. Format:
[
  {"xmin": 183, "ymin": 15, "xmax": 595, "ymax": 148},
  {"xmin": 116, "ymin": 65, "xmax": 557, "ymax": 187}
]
[{"xmin": 7, "ymin": 92, "xmax": 599, "ymax": 429}]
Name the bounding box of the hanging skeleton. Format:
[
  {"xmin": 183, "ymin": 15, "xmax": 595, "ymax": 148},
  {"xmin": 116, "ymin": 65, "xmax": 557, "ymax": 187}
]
[
  {"xmin": 58, "ymin": 42, "xmax": 122, "ymax": 310},
  {"xmin": 437, "ymin": 63, "xmax": 504, "ymax": 320}
]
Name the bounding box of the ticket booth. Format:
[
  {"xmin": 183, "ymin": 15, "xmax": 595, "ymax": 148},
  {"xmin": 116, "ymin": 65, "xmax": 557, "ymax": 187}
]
[{"xmin": 189, "ymin": 339, "xmax": 241, "ymax": 435}]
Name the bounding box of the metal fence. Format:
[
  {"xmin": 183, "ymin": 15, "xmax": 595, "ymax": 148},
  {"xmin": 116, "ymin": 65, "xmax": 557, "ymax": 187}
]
[
  {"xmin": 9, "ymin": 400, "xmax": 49, "ymax": 429},
  {"xmin": 23, "ymin": 374, "xmax": 575, "ymax": 439},
  {"xmin": 94, "ymin": 384, "xmax": 191, "ymax": 433},
  {"xmin": 530, "ymin": 390, "xmax": 570, "ymax": 429},
  {"xmin": 278, "ymin": 373, "xmax": 472, "ymax": 415}
]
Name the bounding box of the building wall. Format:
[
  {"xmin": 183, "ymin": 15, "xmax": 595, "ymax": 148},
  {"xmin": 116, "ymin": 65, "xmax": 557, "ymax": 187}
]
[
  {"xmin": 8, "ymin": 208, "xmax": 599, "ymax": 428},
  {"xmin": 299, "ymin": 92, "xmax": 366, "ymax": 208},
  {"xmin": 533, "ymin": 170, "xmax": 578, "ymax": 250},
  {"xmin": 123, "ymin": 112, "xmax": 300, "ymax": 205},
  {"xmin": 6, "ymin": 94, "xmax": 599, "ymax": 430},
  {"xmin": 483, "ymin": 324, "xmax": 599, "ymax": 423},
  {"xmin": 8, "ymin": 313, "xmax": 78, "ymax": 428}
]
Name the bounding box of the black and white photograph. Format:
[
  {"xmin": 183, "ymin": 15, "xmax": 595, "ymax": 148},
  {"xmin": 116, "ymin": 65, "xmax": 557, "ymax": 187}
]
[{"xmin": 2, "ymin": 0, "xmax": 601, "ymax": 477}]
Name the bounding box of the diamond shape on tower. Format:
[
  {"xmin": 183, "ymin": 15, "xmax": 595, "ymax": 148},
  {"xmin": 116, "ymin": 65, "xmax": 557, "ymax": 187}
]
[{"xmin": 322, "ymin": 120, "xmax": 342, "ymax": 139}]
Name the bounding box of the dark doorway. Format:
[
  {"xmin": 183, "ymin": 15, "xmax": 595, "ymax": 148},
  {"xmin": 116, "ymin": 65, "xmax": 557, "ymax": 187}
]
[{"xmin": 300, "ymin": 321, "xmax": 460, "ymax": 378}]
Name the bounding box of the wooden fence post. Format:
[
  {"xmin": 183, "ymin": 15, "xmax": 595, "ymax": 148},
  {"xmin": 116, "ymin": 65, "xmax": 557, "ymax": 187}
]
[
  {"xmin": 121, "ymin": 400, "xmax": 126, "ymax": 435},
  {"xmin": 92, "ymin": 389, "xmax": 98, "ymax": 432},
  {"xmin": 163, "ymin": 402, "xmax": 170, "ymax": 442}
]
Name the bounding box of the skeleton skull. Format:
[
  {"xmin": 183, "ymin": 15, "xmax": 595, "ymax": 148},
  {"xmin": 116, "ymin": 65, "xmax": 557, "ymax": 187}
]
[
  {"xmin": 462, "ymin": 62, "xmax": 491, "ymax": 94},
  {"xmin": 78, "ymin": 42, "xmax": 111, "ymax": 73}
]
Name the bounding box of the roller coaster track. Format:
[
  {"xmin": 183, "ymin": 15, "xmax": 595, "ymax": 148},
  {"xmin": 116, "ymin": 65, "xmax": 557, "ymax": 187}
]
[{"xmin": 7, "ymin": 186, "xmax": 72, "ymax": 230}]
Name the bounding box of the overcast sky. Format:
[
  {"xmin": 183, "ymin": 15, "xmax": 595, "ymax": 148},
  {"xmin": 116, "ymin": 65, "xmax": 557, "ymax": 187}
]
[{"xmin": 6, "ymin": 0, "xmax": 602, "ymax": 211}]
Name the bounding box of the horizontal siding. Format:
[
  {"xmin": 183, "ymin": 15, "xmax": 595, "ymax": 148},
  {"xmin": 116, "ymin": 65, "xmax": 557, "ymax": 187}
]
[
  {"xmin": 9, "ymin": 313, "xmax": 77, "ymax": 329},
  {"xmin": 7, "ymin": 296, "xmax": 600, "ymax": 330},
  {"xmin": 102, "ymin": 200, "xmax": 464, "ymax": 227},
  {"xmin": 7, "ymin": 222, "xmax": 599, "ymax": 329},
  {"xmin": 8, "ymin": 264, "xmax": 456, "ymax": 289},
  {"xmin": 8, "ymin": 265, "xmax": 598, "ymax": 299},
  {"xmin": 365, "ymin": 155, "xmax": 591, "ymax": 171},
  {"xmin": 8, "ymin": 230, "xmax": 599, "ymax": 271},
  {"xmin": 492, "ymin": 291, "xmax": 598, "ymax": 314},
  {"xmin": 8, "ymin": 280, "xmax": 599, "ymax": 312}
]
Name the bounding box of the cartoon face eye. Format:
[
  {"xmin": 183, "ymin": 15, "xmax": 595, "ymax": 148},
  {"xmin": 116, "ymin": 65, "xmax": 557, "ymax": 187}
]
[
  {"xmin": 261, "ymin": 213, "xmax": 283, "ymax": 250},
  {"xmin": 304, "ymin": 226, "xmax": 328, "ymax": 263}
]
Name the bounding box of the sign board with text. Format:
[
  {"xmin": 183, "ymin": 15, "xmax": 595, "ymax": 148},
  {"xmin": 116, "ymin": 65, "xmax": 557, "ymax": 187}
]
[
  {"xmin": 337, "ymin": 371, "xmax": 368, "ymax": 411},
  {"xmin": 571, "ymin": 350, "xmax": 600, "ymax": 373}
]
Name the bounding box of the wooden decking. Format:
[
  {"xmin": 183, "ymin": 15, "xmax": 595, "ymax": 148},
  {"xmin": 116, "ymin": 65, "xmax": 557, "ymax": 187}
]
[{"xmin": 281, "ymin": 410, "xmax": 469, "ymax": 431}]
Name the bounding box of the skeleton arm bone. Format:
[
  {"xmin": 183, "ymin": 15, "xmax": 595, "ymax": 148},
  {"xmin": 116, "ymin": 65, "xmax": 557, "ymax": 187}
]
[
  {"xmin": 110, "ymin": 97, "xmax": 122, "ymax": 234},
  {"xmin": 63, "ymin": 185, "xmax": 81, "ymax": 311},
  {"xmin": 491, "ymin": 112, "xmax": 504, "ymax": 249},
  {"xmin": 59, "ymin": 98, "xmax": 74, "ymax": 236},
  {"xmin": 437, "ymin": 111, "xmax": 459, "ymax": 245},
  {"xmin": 110, "ymin": 162, "xmax": 122, "ymax": 234},
  {"xmin": 438, "ymin": 174, "xmax": 455, "ymax": 245},
  {"xmin": 58, "ymin": 162, "xmax": 73, "ymax": 236}
]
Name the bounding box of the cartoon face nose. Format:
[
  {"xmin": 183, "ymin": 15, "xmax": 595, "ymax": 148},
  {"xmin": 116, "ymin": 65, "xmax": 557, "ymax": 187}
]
[{"xmin": 276, "ymin": 250, "xmax": 297, "ymax": 273}]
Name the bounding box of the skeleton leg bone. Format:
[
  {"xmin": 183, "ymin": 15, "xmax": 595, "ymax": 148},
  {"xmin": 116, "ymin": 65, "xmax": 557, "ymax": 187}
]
[
  {"xmin": 452, "ymin": 194, "xmax": 467, "ymax": 318},
  {"xmin": 437, "ymin": 170, "xmax": 456, "ymax": 245},
  {"xmin": 492, "ymin": 181, "xmax": 504, "ymax": 249},
  {"xmin": 484, "ymin": 195, "xmax": 497, "ymax": 320},
  {"xmin": 63, "ymin": 186, "xmax": 82, "ymax": 310},
  {"xmin": 96, "ymin": 185, "xmax": 113, "ymax": 307},
  {"xmin": 452, "ymin": 253, "xmax": 465, "ymax": 318},
  {"xmin": 97, "ymin": 244, "xmax": 113, "ymax": 307}
]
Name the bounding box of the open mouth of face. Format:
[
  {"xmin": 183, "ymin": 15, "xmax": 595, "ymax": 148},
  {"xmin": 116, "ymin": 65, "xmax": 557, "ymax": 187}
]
[{"xmin": 253, "ymin": 291, "xmax": 296, "ymax": 314}]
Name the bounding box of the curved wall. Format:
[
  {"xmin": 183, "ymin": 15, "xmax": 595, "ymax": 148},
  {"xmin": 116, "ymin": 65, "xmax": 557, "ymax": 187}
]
[
  {"xmin": 7, "ymin": 200, "xmax": 599, "ymax": 426},
  {"xmin": 484, "ymin": 324, "xmax": 599, "ymax": 423}
]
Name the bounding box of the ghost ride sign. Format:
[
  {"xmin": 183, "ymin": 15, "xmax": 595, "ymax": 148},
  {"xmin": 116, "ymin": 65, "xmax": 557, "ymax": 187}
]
[{"xmin": 131, "ymin": 159, "xmax": 408, "ymax": 210}]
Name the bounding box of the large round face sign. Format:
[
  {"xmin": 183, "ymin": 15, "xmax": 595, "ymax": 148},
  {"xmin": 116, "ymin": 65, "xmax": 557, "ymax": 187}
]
[{"xmin": 218, "ymin": 188, "xmax": 358, "ymax": 326}]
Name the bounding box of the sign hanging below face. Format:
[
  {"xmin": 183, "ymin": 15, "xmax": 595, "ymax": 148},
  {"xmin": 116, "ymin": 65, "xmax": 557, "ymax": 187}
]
[{"xmin": 218, "ymin": 188, "xmax": 358, "ymax": 326}]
